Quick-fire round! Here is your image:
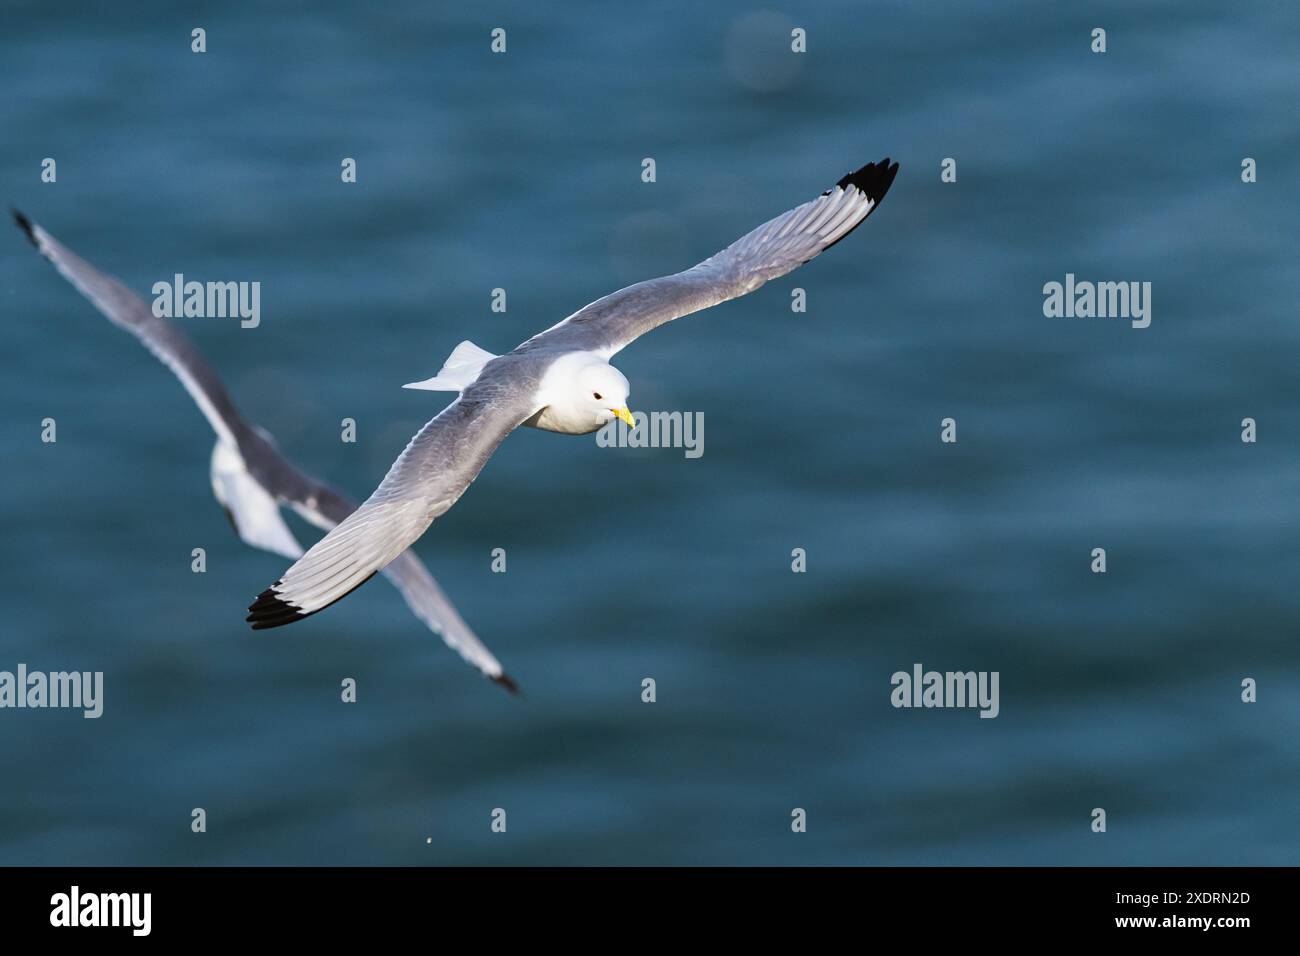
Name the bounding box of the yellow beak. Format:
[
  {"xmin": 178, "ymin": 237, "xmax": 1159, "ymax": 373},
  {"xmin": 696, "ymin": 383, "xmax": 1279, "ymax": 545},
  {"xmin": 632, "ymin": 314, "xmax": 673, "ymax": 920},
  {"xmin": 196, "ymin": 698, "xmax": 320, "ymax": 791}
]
[{"xmin": 612, "ymin": 406, "xmax": 637, "ymax": 429}]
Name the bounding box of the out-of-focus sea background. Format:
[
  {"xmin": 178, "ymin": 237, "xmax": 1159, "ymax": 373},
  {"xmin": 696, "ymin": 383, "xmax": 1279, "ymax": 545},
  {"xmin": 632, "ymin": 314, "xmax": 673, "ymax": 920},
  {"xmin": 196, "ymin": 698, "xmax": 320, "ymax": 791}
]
[{"xmin": 1, "ymin": 0, "xmax": 1297, "ymax": 865}]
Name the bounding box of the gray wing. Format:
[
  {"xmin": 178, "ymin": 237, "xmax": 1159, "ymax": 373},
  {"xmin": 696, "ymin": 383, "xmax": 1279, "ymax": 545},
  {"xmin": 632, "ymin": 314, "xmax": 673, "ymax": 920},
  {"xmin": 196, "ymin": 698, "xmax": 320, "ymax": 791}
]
[
  {"xmin": 16, "ymin": 210, "xmax": 305, "ymax": 552},
  {"xmin": 18, "ymin": 211, "xmax": 516, "ymax": 689},
  {"xmin": 529, "ymin": 159, "xmax": 899, "ymax": 357},
  {"xmin": 15, "ymin": 210, "xmax": 250, "ymax": 448},
  {"xmin": 381, "ymin": 550, "xmax": 516, "ymax": 692},
  {"xmin": 300, "ymin": 486, "xmax": 517, "ymax": 691},
  {"xmin": 247, "ymin": 368, "xmax": 541, "ymax": 632}
]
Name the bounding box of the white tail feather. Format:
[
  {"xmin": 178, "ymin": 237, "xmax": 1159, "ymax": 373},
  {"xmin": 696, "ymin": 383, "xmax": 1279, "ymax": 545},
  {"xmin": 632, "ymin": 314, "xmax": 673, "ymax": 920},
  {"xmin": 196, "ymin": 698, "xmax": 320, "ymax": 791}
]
[{"xmin": 403, "ymin": 340, "xmax": 497, "ymax": 392}]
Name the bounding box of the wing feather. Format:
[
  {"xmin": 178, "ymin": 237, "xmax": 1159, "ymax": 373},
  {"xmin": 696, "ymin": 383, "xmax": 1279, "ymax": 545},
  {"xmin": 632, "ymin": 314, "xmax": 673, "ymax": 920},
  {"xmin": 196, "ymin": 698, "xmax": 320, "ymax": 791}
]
[
  {"xmin": 18, "ymin": 212, "xmax": 516, "ymax": 689},
  {"xmin": 14, "ymin": 210, "xmax": 249, "ymax": 447},
  {"xmin": 248, "ymin": 380, "xmax": 539, "ymax": 630},
  {"xmin": 529, "ymin": 159, "xmax": 899, "ymax": 356}
]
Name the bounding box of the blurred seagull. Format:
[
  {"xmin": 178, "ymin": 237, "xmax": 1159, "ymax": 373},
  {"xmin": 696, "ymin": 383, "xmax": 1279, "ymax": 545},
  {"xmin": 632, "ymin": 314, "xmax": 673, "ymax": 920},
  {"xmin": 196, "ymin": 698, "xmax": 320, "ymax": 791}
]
[
  {"xmin": 247, "ymin": 158, "xmax": 900, "ymax": 630},
  {"xmin": 14, "ymin": 211, "xmax": 517, "ymax": 692}
]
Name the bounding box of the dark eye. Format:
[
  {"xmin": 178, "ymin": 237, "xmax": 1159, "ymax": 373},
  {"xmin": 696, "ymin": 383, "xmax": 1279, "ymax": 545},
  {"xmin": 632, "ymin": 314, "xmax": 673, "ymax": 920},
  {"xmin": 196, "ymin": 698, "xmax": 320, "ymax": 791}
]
[{"xmin": 593, "ymin": 392, "xmax": 603, "ymax": 400}]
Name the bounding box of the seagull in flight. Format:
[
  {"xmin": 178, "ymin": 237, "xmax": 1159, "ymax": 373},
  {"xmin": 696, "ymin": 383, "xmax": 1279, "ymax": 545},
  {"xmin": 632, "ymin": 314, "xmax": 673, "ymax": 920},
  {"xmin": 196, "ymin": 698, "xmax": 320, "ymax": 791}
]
[
  {"xmin": 14, "ymin": 211, "xmax": 517, "ymax": 692},
  {"xmin": 247, "ymin": 158, "xmax": 900, "ymax": 632}
]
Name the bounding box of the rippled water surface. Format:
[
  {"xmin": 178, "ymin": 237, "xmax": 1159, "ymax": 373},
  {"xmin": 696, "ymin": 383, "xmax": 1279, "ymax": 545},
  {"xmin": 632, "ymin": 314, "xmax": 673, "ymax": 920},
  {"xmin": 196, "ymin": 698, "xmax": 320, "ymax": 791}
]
[{"xmin": 2, "ymin": 1, "xmax": 1298, "ymax": 864}]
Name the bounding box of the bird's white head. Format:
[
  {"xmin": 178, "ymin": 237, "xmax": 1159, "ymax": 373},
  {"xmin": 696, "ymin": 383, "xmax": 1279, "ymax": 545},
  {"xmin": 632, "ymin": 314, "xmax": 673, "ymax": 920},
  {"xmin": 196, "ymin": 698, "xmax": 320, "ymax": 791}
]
[{"xmin": 532, "ymin": 353, "xmax": 636, "ymax": 435}]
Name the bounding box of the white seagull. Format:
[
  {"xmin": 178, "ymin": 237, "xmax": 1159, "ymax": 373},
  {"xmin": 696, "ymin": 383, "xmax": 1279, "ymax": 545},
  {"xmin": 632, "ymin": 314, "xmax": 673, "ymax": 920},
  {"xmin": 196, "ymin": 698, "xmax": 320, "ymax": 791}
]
[
  {"xmin": 247, "ymin": 158, "xmax": 900, "ymax": 633},
  {"xmin": 14, "ymin": 211, "xmax": 517, "ymax": 692}
]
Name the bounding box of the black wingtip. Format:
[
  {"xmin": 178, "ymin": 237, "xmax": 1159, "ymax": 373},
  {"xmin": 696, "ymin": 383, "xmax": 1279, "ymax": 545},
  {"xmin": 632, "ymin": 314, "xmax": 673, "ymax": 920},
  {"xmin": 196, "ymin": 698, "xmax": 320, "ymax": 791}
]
[
  {"xmin": 246, "ymin": 570, "xmax": 378, "ymax": 630},
  {"xmin": 819, "ymin": 157, "xmax": 900, "ymax": 252},
  {"xmin": 492, "ymin": 672, "xmax": 521, "ymax": 696},
  {"xmin": 834, "ymin": 157, "xmax": 900, "ymax": 206},
  {"xmin": 12, "ymin": 208, "xmax": 38, "ymax": 247},
  {"xmin": 246, "ymin": 582, "xmax": 310, "ymax": 630}
]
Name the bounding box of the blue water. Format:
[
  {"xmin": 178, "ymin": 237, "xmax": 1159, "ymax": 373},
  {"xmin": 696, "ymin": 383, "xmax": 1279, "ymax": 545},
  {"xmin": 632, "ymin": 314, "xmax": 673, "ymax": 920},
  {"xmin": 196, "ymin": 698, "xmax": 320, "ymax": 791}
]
[{"xmin": 2, "ymin": 0, "xmax": 1298, "ymax": 865}]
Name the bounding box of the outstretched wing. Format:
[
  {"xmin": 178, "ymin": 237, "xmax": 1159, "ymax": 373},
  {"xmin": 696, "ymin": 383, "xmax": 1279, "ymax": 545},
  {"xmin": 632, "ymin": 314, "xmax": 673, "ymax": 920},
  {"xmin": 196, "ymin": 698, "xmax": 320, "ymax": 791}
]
[
  {"xmin": 297, "ymin": 484, "xmax": 517, "ymax": 691},
  {"xmin": 18, "ymin": 212, "xmax": 517, "ymax": 690},
  {"xmin": 14, "ymin": 210, "xmax": 250, "ymax": 448},
  {"xmin": 381, "ymin": 550, "xmax": 517, "ymax": 692},
  {"xmin": 529, "ymin": 159, "xmax": 899, "ymax": 357},
  {"xmin": 247, "ymin": 374, "xmax": 540, "ymax": 631}
]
